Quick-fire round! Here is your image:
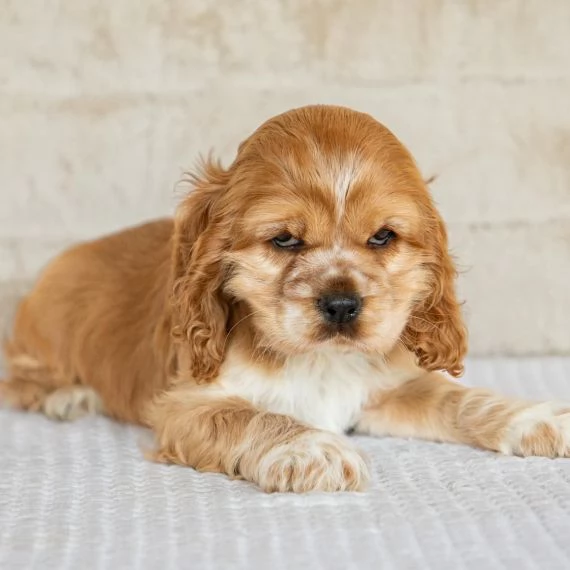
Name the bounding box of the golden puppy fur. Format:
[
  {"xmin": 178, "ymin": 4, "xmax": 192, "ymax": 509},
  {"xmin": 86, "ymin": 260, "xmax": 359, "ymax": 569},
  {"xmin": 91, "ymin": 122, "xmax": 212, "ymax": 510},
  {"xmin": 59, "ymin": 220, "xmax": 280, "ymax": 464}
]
[{"xmin": 3, "ymin": 105, "xmax": 570, "ymax": 493}]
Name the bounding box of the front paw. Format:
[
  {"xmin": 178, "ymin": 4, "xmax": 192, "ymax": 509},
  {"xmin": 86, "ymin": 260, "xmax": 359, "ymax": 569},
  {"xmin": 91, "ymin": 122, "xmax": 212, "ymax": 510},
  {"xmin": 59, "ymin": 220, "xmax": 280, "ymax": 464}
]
[
  {"xmin": 254, "ymin": 431, "xmax": 370, "ymax": 493},
  {"xmin": 500, "ymin": 402, "xmax": 570, "ymax": 457}
]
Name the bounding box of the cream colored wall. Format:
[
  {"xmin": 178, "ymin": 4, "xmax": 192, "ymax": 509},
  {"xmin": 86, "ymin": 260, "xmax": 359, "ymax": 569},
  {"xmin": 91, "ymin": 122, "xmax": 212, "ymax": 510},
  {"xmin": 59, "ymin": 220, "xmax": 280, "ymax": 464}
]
[{"xmin": 1, "ymin": 0, "xmax": 569, "ymax": 355}]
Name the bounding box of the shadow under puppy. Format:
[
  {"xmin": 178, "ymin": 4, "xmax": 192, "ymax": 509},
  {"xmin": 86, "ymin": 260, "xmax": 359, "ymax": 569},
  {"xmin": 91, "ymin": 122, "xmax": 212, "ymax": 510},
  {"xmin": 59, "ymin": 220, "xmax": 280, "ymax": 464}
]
[{"xmin": 3, "ymin": 105, "xmax": 569, "ymax": 493}]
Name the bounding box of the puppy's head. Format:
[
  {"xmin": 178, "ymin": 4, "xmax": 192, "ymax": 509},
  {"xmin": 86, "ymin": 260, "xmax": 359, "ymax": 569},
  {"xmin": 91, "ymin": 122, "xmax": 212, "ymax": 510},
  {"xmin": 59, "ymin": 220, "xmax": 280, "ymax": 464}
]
[{"xmin": 172, "ymin": 105, "xmax": 467, "ymax": 382}]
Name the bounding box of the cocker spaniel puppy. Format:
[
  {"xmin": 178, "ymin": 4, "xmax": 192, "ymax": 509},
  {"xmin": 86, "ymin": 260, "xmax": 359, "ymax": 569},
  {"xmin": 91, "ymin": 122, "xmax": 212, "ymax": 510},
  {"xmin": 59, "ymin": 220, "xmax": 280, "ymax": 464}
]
[{"xmin": 3, "ymin": 105, "xmax": 569, "ymax": 492}]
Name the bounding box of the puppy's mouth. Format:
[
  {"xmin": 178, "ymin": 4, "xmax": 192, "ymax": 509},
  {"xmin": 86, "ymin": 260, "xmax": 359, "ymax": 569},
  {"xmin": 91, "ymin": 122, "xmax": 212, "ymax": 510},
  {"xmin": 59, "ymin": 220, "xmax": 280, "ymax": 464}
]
[{"xmin": 315, "ymin": 322, "xmax": 360, "ymax": 343}]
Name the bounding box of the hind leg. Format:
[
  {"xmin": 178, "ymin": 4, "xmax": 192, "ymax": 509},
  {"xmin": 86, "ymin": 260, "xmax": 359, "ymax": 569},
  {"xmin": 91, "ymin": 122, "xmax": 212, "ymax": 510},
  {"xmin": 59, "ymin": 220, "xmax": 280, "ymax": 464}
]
[
  {"xmin": 42, "ymin": 385, "xmax": 104, "ymax": 420},
  {"xmin": 1, "ymin": 351, "xmax": 104, "ymax": 421}
]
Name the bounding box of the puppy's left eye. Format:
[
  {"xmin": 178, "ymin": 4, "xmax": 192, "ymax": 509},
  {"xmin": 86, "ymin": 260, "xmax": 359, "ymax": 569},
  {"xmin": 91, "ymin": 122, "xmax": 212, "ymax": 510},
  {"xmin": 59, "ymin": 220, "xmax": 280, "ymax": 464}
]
[
  {"xmin": 368, "ymin": 228, "xmax": 396, "ymax": 247},
  {"xmin": 271, "ymin": 232, "xmax": 304, "ymax": 249}
]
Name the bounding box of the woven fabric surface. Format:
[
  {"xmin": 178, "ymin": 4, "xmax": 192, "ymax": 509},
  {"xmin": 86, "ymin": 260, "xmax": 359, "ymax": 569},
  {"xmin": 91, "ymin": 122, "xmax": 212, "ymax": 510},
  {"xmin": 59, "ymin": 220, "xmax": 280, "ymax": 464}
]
[{"xmin": 1, "ymin": 357, "xmax": 570, "ymax": 570}]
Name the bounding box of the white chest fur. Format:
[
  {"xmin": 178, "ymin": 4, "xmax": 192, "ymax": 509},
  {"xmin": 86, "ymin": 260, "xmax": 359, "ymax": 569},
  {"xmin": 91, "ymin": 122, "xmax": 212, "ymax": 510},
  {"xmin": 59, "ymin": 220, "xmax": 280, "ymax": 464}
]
[{"xmin": 217, "ymin": 349, "xmax": 406, "ymax": 433}]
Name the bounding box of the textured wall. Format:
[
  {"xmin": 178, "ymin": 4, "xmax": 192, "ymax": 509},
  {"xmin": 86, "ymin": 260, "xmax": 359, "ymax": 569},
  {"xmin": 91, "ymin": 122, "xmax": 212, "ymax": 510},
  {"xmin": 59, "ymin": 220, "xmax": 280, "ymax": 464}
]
[{"xmin": 1, "ymin": 0, "xmax": 569, "ymax": 355}]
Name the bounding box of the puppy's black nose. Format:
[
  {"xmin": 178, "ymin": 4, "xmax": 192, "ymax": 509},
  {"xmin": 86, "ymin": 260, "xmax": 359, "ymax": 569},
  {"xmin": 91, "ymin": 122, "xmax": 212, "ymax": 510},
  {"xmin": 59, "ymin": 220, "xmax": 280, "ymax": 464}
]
[{"xmin": 318, "ymin": 294, "xmax": 362, "ymax": 324}]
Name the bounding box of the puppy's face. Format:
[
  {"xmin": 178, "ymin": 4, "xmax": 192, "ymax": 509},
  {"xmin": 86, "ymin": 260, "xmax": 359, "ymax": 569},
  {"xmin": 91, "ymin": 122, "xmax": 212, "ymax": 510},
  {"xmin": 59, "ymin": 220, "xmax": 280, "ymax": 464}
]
[
  {"xmin": 223, "ymin": 108, "xmax": 440, "ymax": 355},
  {"xmin": 174, "ymin": 105, "xmax": 466, "ymax": 381}
]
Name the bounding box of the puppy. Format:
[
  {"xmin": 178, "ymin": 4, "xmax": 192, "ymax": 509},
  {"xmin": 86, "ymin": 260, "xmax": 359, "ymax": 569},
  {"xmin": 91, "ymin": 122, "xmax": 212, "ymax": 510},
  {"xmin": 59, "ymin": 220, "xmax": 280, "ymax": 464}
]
[{"xmin": 2, "ymin": 105, "xmax": 569, "ymax": 493}]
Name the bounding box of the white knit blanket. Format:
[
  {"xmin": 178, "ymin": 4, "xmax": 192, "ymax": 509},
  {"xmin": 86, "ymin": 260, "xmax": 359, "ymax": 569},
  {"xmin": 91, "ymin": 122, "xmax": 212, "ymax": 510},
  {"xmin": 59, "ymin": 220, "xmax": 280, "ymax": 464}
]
[{"xmin": 2, "ymin": 358, "xmax": 570, "ymax": 570}]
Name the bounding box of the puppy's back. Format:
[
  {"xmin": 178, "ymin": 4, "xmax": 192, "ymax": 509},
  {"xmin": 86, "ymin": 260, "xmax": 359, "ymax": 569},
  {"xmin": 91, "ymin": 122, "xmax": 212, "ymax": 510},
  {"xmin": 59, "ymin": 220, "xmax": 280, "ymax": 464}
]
[{"xmin": 4, "ymin": 219, "xmax": 174, "ymax": 423}]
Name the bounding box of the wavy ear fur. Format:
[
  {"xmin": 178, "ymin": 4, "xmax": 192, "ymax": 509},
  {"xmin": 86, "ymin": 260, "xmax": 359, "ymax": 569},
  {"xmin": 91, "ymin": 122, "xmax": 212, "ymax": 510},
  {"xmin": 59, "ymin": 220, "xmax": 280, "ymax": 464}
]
[
  {"xmin": 170, "ymin": 159, "xmax": 232, "ymax": 383},
  {"xmin": 404, "ymin": 212, "xmax": 468, "ymax": 377}
]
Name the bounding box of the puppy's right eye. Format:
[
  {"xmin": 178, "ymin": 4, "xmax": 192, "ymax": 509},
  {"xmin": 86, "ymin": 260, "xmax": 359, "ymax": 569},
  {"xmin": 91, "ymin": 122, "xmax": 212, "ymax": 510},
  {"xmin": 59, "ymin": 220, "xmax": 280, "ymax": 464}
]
[{"xmin": 271, "ymin": 232, "xmax": 304, "ymax": 250}]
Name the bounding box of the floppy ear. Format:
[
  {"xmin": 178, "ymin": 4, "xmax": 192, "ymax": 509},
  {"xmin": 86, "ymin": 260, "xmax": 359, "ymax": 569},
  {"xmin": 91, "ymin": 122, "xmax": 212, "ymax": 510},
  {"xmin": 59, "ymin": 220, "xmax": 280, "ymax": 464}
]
[
  {"xmin": 404, "ymin": 212, "xmax": 468, "ymax": 377},
  {"xmin": 170, "ymin": 158, "xmax": 232, "ymax": 383}
]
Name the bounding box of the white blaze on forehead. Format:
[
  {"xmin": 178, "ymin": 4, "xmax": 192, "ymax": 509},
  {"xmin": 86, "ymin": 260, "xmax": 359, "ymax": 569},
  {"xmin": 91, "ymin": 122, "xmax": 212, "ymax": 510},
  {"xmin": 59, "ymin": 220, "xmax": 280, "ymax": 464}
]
[
  {"xmin": 333, "ymin": 155, "xmax": 358, "ymax": 220},
  {"xmin": 308, "ymin": 142, "xmax": 361, "ymax": 221},
  {"xmin": 334, "ymin": 165, "xmax": 354, "ymax": 209}
]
